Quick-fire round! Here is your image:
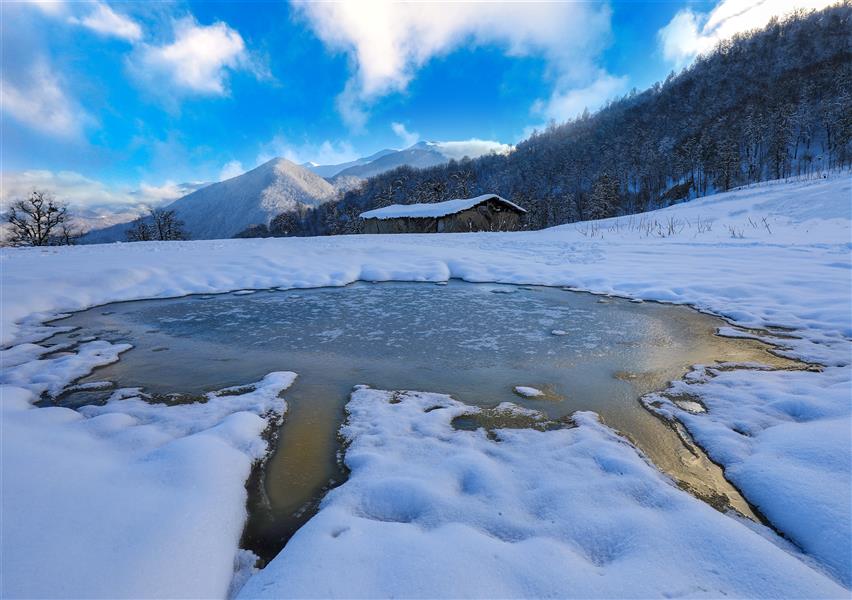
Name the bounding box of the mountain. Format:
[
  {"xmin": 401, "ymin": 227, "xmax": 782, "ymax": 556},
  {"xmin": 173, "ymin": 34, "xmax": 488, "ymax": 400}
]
[
  {"xmin": 303, "ymin": 141, "xmax": 514, "ymax": 183},
  {"xmin": 302, "ymin": 148, "xmax": 397, "ymax": 178},
  {"xmin": 331, "ymin": 142, "xmax": 448, "ymax": 180},
  {"xmin": 162, "ymin": 158, "xmax": 337, "ymax": 239},
  {"xmin": 277, "ymin": 4, "xmax": 852, "ymax": 236},
  {"xmin": 84, "ymin": 158, "xmax": 336, "ymax": 242}
]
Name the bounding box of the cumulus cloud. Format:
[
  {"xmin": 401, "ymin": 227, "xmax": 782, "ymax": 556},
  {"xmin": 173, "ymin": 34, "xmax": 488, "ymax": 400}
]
[
  {"xmin": 294, "ymin": 1, "xmax": 614, "ymax": 129},
  {"xmin": 218, "ymin": 160, "xmax": 245, "ymax": 181},
  {"xmin": 658, "ymin": 0, "xmax": 836, "ymax": 66},
  {"xmin": 435, "ymin": 139, "xmax": 513, "ymax": 160},
  {"xmin": 0, "ymin": 62, "xmax": 93, "ymax": 138},
  {"xmin": 129, "ymin": 17, "xmax": 255, "ymax": 96},
  {"xmin": 69, "ymin": 2, "xmax": 143, "ymax": 42},
  {"xmin": 391, "ymin": 122, "xmax": 420, "ymax": 147},
  {"xmin": 256, "ymin": 135, "xmax": 360, "ymax": 167}
]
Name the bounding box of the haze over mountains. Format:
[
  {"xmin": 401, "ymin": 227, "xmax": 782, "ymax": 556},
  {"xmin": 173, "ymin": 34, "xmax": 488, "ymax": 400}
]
[
  {"xmin": 301, "ymin": 148, "xmax": 397, "ymax": 179},
  {"xmin": 319, "ymin": 142, "xmax": 453, "ymax": 180},
  {"xmin": 85, "ymin": 158, "xmax": 336, "ymax": 242},
  {"xmin": 83, "ymin": 140, "xmax": 511, "ymax": 242}
]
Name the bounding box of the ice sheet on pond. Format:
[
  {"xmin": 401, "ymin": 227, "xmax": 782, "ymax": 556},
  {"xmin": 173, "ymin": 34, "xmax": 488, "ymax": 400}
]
[{"xmin": 49, "ymin": 280, "xmax": 791, "ymax": 562}]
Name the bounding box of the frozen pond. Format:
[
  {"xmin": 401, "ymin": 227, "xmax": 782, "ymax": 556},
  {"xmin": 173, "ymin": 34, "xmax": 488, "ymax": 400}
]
[{"xmin": 46, "ymin": 281, "xmax": 794, "ymax": 562}]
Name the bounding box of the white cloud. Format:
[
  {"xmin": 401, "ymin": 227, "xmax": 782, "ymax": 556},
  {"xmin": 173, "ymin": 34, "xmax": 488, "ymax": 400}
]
[
  {"xmin": 658, "ymin": 11, "xmax": 705, "ymax": 66},
  {"xmin": 130, "ymin": 18, "xmax": 251, "ymax": 96},
  {"xmin": 659, "ymin": 0, "xmax": 836, "ymax": 66},
  {"xmin": 294, "ymin": 1, "xmax": 614, "ymax": 129},
  {"xmin": 134, "ymin": 181, "xmax": 198, "ymax": 204},
  {"xmin": 24, "ymin": 0, "xmax": 67, "ymax": 16},
  {"xmin": 391, "ymin": 122, "xmax": 420, "ymax": 147},
  {"xmin": 535, "ymin": 72, "xmax": 629, "ymax": 123},
  {"xmin": 335, "ymin": 80, "xmax": 369, "ymax": 133},
  {"xmin": 435, "ymin": 139, "xmax": 513, "ymax": 160},
  {"xmin": 218, "ymin": 160, "xmax": 245, "ymax": 181},
  {"xmin": 70, "ymin": 2, "xmax": 143, "ymax": 42},
  {"xmin": 256, "ymin": 135, "xmax": 360, "ymax": 167},
  {"xmin": 0, "ymin": 170, "xmax": 196, "ymax": 214},
  {"xmin": 0, "ymin": 62, "xmax": 92, "ymax": 138},
  {"xmin": 0, "ymin": 171, "xmax": 204, "ymax": 233}
]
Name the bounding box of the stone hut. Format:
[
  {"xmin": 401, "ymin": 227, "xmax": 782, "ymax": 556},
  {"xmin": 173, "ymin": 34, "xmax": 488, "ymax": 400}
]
[{"xmin": 360, "ymin": 194, "xmax": 526, "ymax": 234}]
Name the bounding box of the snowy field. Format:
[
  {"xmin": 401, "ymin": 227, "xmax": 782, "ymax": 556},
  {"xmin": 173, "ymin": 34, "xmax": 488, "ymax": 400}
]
[{"xmin": 1, "ymin": 174, "xmax": 850, "ymax": 597}]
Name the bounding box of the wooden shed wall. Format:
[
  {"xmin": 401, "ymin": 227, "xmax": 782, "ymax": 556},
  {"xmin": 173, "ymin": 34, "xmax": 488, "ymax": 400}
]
[
  {"xmin": 363, "ymin": 217, "xmax": 437, "ymax": 234},
  {"xmin": 437, "ymin": 199, "xmax": 521, "ymax": 232}
]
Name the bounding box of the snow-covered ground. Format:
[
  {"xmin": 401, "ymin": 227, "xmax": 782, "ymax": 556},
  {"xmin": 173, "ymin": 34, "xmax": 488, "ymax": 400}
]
[
  {"xmin": 1, "ymin": 174, "xmax": 850, "ymax": 596},
  {"xmin": 1, "ymin": 373, "xmax": 295, "ymax": 598},
  {"xmin": 240, "ymin": 388, "xmax": 845, "ymax": 598}
]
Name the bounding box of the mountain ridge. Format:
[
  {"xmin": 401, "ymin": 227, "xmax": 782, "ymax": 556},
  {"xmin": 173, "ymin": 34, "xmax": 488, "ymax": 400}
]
[{"xmin": 84, "ymin": 158, "xmax": 336, "ymax": 242}]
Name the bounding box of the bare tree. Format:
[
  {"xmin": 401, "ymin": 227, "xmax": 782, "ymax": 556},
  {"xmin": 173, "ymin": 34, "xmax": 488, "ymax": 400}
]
[
  {"xmin": 125, "ymin": 217, "xmax": 154, "ymax": 242},
  {"xmin": 54, "ymin": 221, "xmax": 82, "ymax": 246},
  {"xmin": 6, "ymin": 190, "xmax": 71, "ymax": 246},
  {"xmin": 150, "ymin": 208, "xmax": 186, "ymax": 240},
  {"xmin": 125, "ymin": 208, "xmax": 187, "ymax": 242}
]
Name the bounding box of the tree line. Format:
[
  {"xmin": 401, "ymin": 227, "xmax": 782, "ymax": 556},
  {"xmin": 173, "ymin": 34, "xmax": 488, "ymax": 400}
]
[{"xmin": 264, "ymin": 4, "xmax": 851, "ymax": 237}]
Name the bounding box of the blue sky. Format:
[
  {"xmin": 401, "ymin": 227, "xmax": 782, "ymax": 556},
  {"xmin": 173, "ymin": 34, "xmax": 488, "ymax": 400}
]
[{"xmin": 1, "ymin": 0, "xmax": 824, "ymax": 211}]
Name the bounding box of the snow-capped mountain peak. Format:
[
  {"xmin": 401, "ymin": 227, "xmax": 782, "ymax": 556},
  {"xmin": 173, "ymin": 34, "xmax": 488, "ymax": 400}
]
[{"xmin": 84, "ymin": 157, "xmax": 337, "ymax": 242}]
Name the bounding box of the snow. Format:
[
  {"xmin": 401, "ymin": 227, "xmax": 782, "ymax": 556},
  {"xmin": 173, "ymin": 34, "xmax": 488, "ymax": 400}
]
[
  {"xmin": 2, "ymin": 174, "xmax": 850, "ymax": 596},
  {"xmin": 645, "ymin": 364, "xmax": 852, "ymax": 586},
  {"xmin": 333, "ymin": 141, "xmax": 447, "ymax": 180},
  {"xmin": 1, "ymin": 339, "xmax": 131, "ymax": 397},
  {"xmin": 84, "ymin": 158, "xmax": 337, "ymax": 242},
  {"xmin": 359, "ymin": 194, "xmax": 527, "ymax": 219},
  {"xmin": 305, "ymin": 148, "xmax": 397, "ymax": 179},
  {"xmin": 238, "ymin": 387, "xmax": 846, "ymax": 598},
  {"xmin": 513, "ymin": 385, "xmax": 545, "ymax": 397},
  {"xmin": 1, "ymin": 373, "xmax": 295, "ymax": 599}
]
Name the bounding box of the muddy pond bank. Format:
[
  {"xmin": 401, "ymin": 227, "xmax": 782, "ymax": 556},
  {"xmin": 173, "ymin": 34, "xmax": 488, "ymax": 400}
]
[{"xmin": 43, "ymin": 281, "xmax": 800, "ymax": 563}]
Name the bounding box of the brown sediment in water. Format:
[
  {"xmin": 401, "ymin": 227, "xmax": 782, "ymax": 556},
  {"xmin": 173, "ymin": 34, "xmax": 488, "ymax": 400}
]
[
  {"xmin": 38, "ymin": 280, "xmax": 812, "ymax": 565},
  {"xmin": 452, "ymin": 405, "xmax": 573, "ymax": 437}
]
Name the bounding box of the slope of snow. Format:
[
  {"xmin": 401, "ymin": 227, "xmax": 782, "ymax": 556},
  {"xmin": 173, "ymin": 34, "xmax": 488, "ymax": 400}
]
[
  {"xmin": 332, "ymin": 141, "xmax": 448, "ymax": 180},
  {"xmin": 645, "ymin": 363, "xmax": 852, "ymax": 586},
  {"xmin": 164, "ymin": 158, "xmax": 336, "ymax": 239},
  {"xmin": 2, "ymin": 174, "xmax": 850, "ymax": 596},
  {"xmin": 304, "ymin": 148, "xmax": 397, "ymax": 178},
  {"xmin": 238, "ymin": 388, "xmax": 845, "ymax": 598},
  {"xmin": 84, "ymin": 158, "xmax": 336, "ymax": 242},
  {"xmin": 1, "ymin": 372, "xmax": 295, "ymax": 599},
  {"xmin": 360, "ymin": 194, "xmax": 526, "ymax": 219},
  {"xmin": 309, "ymin": 141, "xmax": 512, "ymax": 182}
]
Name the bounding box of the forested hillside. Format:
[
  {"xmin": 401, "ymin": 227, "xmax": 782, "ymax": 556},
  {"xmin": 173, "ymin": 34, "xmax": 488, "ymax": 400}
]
[{"xmin": 271, "ymin": 4, "xmax": 851, "ymax": 236}]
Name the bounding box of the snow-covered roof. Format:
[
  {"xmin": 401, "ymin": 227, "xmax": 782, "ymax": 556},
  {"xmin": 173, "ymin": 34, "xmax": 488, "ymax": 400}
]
[{"xmin": 359, "ymin": 194, "xmax": 526, "ymax": 220}]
